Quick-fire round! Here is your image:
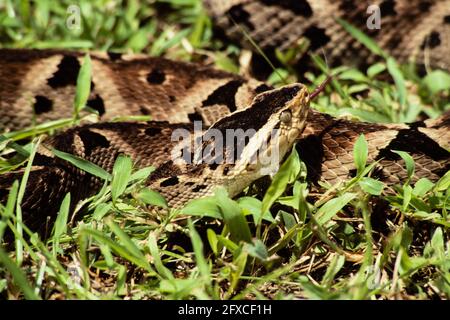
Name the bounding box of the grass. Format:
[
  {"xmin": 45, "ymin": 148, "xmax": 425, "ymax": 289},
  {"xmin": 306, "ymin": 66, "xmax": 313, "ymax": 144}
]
[{"xmin": 0, "ymin": 0, "xmax": 450, "ymax": 300}]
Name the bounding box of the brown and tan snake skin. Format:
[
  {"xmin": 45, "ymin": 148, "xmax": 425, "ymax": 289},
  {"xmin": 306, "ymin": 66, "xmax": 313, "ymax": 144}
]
[
  {"xmin": 0, "ymin": 0, "xmax": 449, "ymax": 233},
  {"xmin": 204, "ymin": 0, "xmax": 450, "ymax": 72}
]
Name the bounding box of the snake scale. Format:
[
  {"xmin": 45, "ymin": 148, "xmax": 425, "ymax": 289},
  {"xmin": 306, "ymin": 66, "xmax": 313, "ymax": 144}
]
[{"xmin": 0, "ymin": 0, "xmax": 449, "ymax": 233}]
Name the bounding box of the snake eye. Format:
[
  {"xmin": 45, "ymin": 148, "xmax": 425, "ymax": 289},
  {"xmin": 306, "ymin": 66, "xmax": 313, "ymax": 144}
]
[{"xmin": 280, "ymin": 110, "xmax": 292, "ymax": 123}]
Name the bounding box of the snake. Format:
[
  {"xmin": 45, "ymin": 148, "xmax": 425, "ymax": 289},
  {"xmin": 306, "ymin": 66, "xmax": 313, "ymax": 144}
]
[{"xmin": 0, "ymin": 0, "xmax": 449, "ymax": 233}]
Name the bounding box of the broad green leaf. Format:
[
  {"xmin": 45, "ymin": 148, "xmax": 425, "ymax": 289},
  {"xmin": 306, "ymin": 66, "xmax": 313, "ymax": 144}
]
[
  {"xmin": 297, "ymin": 276, "xmax": 334, "ymax": 299},
  {"xmin": 130, "ymin": 166, "xmax": 155, "ymax": 182},
  {"xmin": 409, "ymin": 197, "xmax": 431, "ymax": 213},
  {"xmin": 423, "ymin": 70, "xmax": 450, "ymax": 95},
  {"xmin": 411, "ymin": 211, "xmax": 440, "ymax": 221},
  {"xmin": 402, "ymin": 103, "xmax": 422, "ymax": 123},
  {"xmin": 4, "ymin": 118, "xmax": 74, "ymax": 141},
  {"xmin": 35, "ymin": 40, "xmax": 93, "ymax": 49},
  {"xmin": 359, "ymin": 177, "xmax": 384, "ymax": 196},
  {"xmin": 413, "ymin": 178, "xmax": 434, "ymax": 197},
  {"xmin": 434, "ymin": 170, "xmax": 450, "ymax": 192},
  {"xmin": 34, "ymin": 0, "xmax": 49, "ymax": 29},
  {"xmin": 315, "ymin": 193, "xmax": 357, "ymax": 225},
  {"xmin": 430, "ymin": 227, "xmax": 444, "ymax": 258},
  {"xmin": 0, "ymin": 135, "xmax": 29, "ymax": 157},
  {"xmin": 262, "ymin": 147, "xmax": 300, "ymax": 214},
  {"xmin": 214, "ymin": 53, "xmax": 240, "ymax": 74},
  {"xmin": 115, "ymin": 265, "xmax": 127, "ymax": 296},
  {"xmin": 127, "ymin": 29, "xmax": 151, "ymax": 52},
  {"xmin": 267, "ymin": 68, "xmax": 290, "ymax": 86},
  {"xmin": 150, "ymin": 28, "xmax": 190, "ymax": 56},
  {"xmin": 111, "ymin": 156, "xmax": 133, "ymax": 201},
  {"xmin": 280, "ymin": 211, "xmax": 297, "ymax": 231},
  {"xmin": 159, "ymin": 278, "xmax": 201, "ymax": 296},
  {"xmin": 353, "ymin": 134, "xmax": 368, "ymax": 175},
  {"xmin": 96, "ymin": 246, "xmax": 114, "ymax": 268},
  {"xmin": 392, "ymin": 150, "xmax": 415, "ymax": 179},
  {"xmin": 277, "ymin": 180, "xmax": 308, "ymax": 212},
  {"xmin": 181, "ymin": 197, "xmax": 222, "ymax": 218},
  {"xmin": 243, "ymin": 239, "xmax": 268, "ymax": 261},
  {"xmin": 237, "ymin": 197, "xmax": 275, "ymax": 224},
  {"xmin": 229, "ymin": 251, "xmax": 248, "ymax": 294},
  {"xmin": 188, "ymin": 11, "xmax": 210, "ymax": 48},
  {"xmin": 348, "ymin": 84, "xmax": 370, "ymax": 95},
  {"xmin": 215, "ymin": 188, "xmax": 252, "ymax": 243},
  {"xmin": 138, "ymin": 189, "xmax": 168, "ymax": 208}
]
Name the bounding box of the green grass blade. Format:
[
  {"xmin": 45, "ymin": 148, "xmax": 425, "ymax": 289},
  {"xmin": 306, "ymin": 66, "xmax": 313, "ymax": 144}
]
[
  {"xmin": 147, "ymin": 233, "xmax": 174, "ymax": 280},
  {"xmin": 0, "ymin": 180, "xmax": 19, "ymax": 240},
  {"xmin": 227, "ymin": 15, "xmax": 287, "ymax": 84},
  {"xmin": 0, "ymin": 248, "xmax": 40, "ymax": 300},
  {"xmin": 52, "ymin": 192, "xmax": 71, "ymax": 257},
  {"xmin": 15, "ymin": 137, "xmax": 41, "ymax": 265},
  {"xmin": 387, "ymin": 57, "xmax": 407, "ymax": 113},
  {"xmin": 52, "ymin": 148, "xmax": 111, "ymax": 181},
  {"xmin": 187, "ymin": 219, "xmax": 210, "ymax": 282},
  {"xmin": 73, "ymin": 54, "xmax": 92, "ymax": 117},
  {"xmin": 336, "ymin": 18, "xmax": 386, "ymax": 58},
  {"xmin": 80, "ymin": 227, "xmax": 154, "ymax": 274},
  {"xmin": 107, "ymin": 220, "xmax": 146, "ymax": 260}
]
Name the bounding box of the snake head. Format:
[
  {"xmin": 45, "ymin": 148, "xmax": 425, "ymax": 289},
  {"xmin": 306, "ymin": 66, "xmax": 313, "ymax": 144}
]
[
  {"xmin": 151, "ymin": 83, "xmax": 311, "ymax": 208},
  {"xmin": 233, "ymin": 83, "xmax": 310, "ymax": 177},
  {"xmin": 195, "ymin": 83, "xmax": 310, "ymax": 197}
]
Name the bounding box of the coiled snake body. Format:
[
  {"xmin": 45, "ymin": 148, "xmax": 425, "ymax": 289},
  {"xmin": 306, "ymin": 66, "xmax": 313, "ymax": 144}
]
[{"xmin": 0, "ymin": 0, "xmax": 449, "ymax": 232}]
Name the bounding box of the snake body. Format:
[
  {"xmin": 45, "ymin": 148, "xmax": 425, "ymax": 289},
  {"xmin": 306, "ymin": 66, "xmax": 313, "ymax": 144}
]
[
  {"xmin": 0, "ymin": 0, "xmax": 449, "ymax": 232},
  {"xmin": 204, "ymin": 0, "xmax": 450, "ymax": 72}
]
